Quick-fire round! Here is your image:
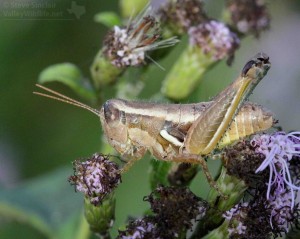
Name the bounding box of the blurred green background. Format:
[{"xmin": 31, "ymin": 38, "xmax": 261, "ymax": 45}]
[{"xmin": 0, "ymin": 0, "xmax": 300, "ymax": 238}]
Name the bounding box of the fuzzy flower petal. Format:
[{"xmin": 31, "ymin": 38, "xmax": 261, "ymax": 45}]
[
  {"xmin": 68, "ymin": 154, "xmax": 121, "ymax": 205},
  {"xmin": 188, "ymin": 20, "xmax": 240, "ymax": 62},
  {"xmin": 104, "ymin": 8, "xmax": 179, "ymax": 68},
  {"xmin": 252, "ymin": 132, "xmax": 300, "ymax": 209}
]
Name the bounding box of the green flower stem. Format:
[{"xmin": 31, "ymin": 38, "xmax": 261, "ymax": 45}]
[
  {"xmin": 90, "ymin": 51, "xmax": 123, "ymax": 89},
  {"xmin": 207, "ymin": 167, "xmax": 247, "ymax": 214},
  {"xmin": 191, "ymin": 167, "xmax": 247, "ymax": 238},
  {"xmin": 115, "ymin": 67, "xmax": 148, "ymax": 100},
  {"xmin": 119, "ymin": 0, "xmax": 149, "ymax": 19},
  {"xmin": 84, "ymin": 194, "xmax": 116, "ymax": 237},
  {"xmin": 162, "ymin": 46, "xmax": 216, "ymax": 100},
  {"xmin": 201, "ymin": 220, "xmax": 230, "ymax": 239}
]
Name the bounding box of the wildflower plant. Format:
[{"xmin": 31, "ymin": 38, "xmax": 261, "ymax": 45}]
[
  {"xmin": 91, "ymin": 5, "xmax": 179, "ymax": 89},
  {"xmin": 2, "ymin": 1, "xmax": 300, "ymax": 239}
]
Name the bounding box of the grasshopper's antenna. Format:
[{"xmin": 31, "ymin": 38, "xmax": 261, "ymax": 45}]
[{"xmin": 33, "ymin": 84, "xmax": 100, "ymax": 117}]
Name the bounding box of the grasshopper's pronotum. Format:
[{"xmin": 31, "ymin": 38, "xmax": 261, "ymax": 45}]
[{"xmin": 34, "ymin": 53, "xmax": 272, "ymax": 197}]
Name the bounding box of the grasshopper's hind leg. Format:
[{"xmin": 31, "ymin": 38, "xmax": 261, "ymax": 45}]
[{"xmin": 172, "ymin": 154, "xmax": 227, "ymax": 199}]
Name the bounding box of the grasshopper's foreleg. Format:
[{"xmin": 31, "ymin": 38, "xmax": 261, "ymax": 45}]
[
  {"xmin": 120, "ymin": 145, "xmax": 146, "ymax": 174},
  {"xmin": 120, "ymin": 156, "xmax": 142, "ymax": 173},
  {"xmin": 171, "ymin": 154, "xmax": 227, "ymax": 199}
]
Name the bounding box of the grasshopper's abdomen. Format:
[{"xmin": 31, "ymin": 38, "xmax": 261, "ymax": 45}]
[{"xmin": 219, "ymin": 103, "xmax": 274, "ymax": 147}]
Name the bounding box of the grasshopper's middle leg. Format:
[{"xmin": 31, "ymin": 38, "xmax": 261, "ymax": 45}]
[{"xmin": 171, "ymin": 154, "xmax": 227, "ymax": 199}]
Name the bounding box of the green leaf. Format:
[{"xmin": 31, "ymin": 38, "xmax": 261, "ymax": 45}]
[
  {"xmin": 38, "ymin": 63, "xmax": 96, "ymax": 101},
  {"xmin": 94, "ymin": 12, "xmax": 121, "ymax": 28},
  {"xmin": 0, "ymin": 202, "xmax": 54, "ymax": 238},
  {"xmin": 0, "ymin": 167, "xmax": 84, "ymax": 239}
]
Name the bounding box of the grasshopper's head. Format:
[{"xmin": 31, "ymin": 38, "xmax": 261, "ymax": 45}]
[
  {"xmin": 241, "ymin": 52, "xmax": 271, "ymax": 82},
  {"xmin": 100, "ymin": 99, "xmax": 128, "ymax": 154}
]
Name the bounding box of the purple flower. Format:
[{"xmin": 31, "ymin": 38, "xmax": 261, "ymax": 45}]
[
  {"xmin": 188, "ymin": 20, "xmax": 240, "ymax": 62},
  {"xmin": 268, "ymin": 189, "xmax": 294, "ymax": 231},
  {"xmin": 223, "ymin": 203, "xmax": 248, "ymax": 236},
  {"xmin": 68, "ymin": 154, "xmax": 121, "ymax": 205},
  {"xmin": 223, "ymin": 189, "xmax": 298, "ymax": 237},
  {"xmin": 103, "ymin": 7, "xmax": 179, "ymax": 67},
  {"xmin": 252, "ymin": 132, "xmax": 300, "ymax": 209}
]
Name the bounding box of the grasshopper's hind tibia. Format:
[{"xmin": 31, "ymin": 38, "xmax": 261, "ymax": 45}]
[{"xmin": 171, "ymin": 154, "xmax": 227, "ymax": 199}]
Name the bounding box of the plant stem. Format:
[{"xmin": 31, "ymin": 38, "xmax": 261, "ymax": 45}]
[{"xmin": 162, "ymin": 46, "xmax": 215, "ymax": 100}]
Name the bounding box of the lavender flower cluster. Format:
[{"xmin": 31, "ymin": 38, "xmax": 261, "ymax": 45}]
[
  {"xmin": 188, "ymin": 20, "xmax": 240, "ymax": 62},
  {"xmin": 68, "ymin": 154, "xmax": 121, "ymax": 205},
  {"xmin": 223, "ymin": 132, "xmax": 300, "ymax": 237}
]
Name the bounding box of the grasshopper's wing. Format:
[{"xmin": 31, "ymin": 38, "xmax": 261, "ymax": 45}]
[
  {"xmin": 184, "ymin": 53, "xmax": 271, "ymax": 155},
  {"xmin": 184, "ymin": 81, "xmax": 242, "ymax": 155}
]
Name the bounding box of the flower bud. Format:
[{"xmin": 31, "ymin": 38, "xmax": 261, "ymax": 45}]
[{"xmin": 84, "ymin": 194, "xmax": 116, "ymax": 235}]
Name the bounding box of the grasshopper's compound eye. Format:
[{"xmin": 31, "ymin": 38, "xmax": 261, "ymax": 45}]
[
  {"xmin": 102, "ymin": 100, "xmax": 126, "ymax": 125},
  {"xmin": 103, "ymin": 100, "xmax": 121, "ymax": 123}
]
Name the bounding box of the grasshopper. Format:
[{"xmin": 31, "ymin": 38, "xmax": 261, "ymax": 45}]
[{"xmin": 34, "ymin": 52, "xmax": 272, "ymax": 197}]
